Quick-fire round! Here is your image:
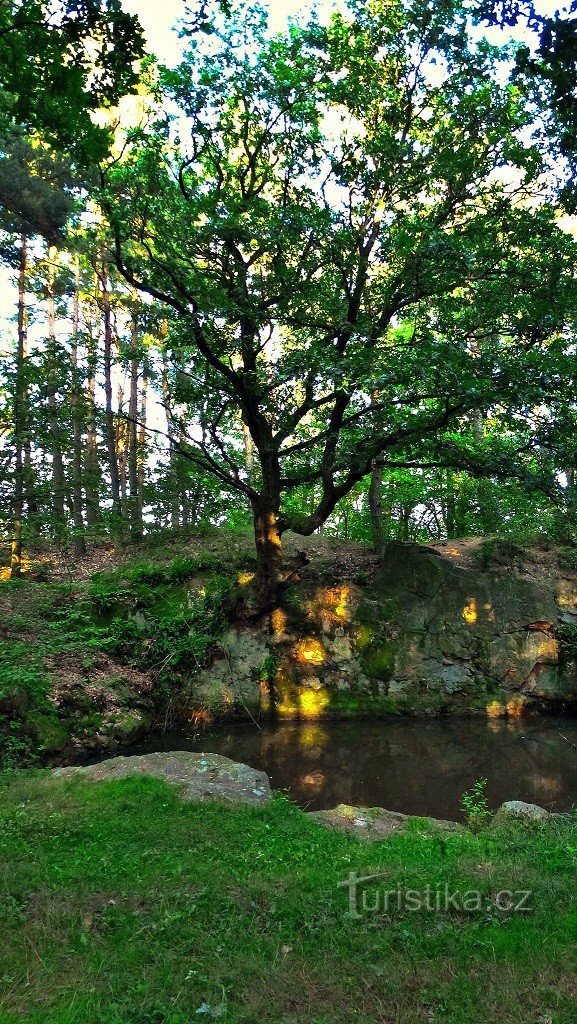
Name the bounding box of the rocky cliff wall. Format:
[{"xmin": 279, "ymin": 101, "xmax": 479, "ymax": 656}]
[{"xmin": 189, "ymin": 541, "xmax": 577, "ymax": 720}]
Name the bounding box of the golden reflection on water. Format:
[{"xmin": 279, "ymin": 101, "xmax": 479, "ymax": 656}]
[
  {"xmin": 299, "ymin": 770, "xmax": 326, "ymax": 794},
  {"xmin": 274, "ymin": 676, "xmax": 331, "ymax": 719},
  {"xmin": 506, "ymin": 697, "xmax": 526, "ymax": 718},
  {"xmin": 271, "ymin": 608, "xmax": 288, "ymax": 637},
  {"xmin": 299, "ymin": 724, "xmax": 330, "ymax": 750},
  {"xmin": 487, "ymin": 700, "xmax": 505, "ymax": 718}
]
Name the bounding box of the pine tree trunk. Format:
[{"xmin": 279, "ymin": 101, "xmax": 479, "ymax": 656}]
[
  {"xmin": 161, "ymin": 348, "xmax": 180, "ymax": 533},
  {"xmin": 23, "ymin": 444, "xmax": 38, "ymax": 540},
  {"xmin": 117, "ymin": 377, "xmax": 128, "ymax": 505},
  {"xmin": 100, "ymin": 256, "xmax": 123, "ymax": 539},
  {"xmin": 70, "ymin": 257, "xmax": 86, "ymax": 557},
  {"xmin": 10, "ymin": 238, "xmax": 27, "ymax": 578},
  {"xmin": 128, "ymin": 306, "xmax": 143, "ymax": 541},
  {"xmin": 137, "ymin": 354, "xmax": 148, "ymax": 505},
  {"xmin": 17, "ymin": 241, "xmax": 39, "ymax": 540},
  {"xmin": 84, "ymin": 303, "xmax": 101, "ymax": 531},
  {"xmin": 46, "ymin": 250, "xmax": 67, "ymax": 537}
]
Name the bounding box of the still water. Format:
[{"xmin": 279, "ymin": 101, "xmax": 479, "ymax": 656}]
[{"xmin": 128, "ymin": 716, "xmax": 577, "ymax": 820}]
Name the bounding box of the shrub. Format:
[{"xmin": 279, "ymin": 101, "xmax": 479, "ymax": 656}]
[{"xmin": 460, "ymin": 778, "xmax": 491, "ymax": 832}]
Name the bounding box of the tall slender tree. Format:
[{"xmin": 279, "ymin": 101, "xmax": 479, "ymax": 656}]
[
  {"xmin": 9, "ymin": 237, "xmax": 28, "ymax": 577},
  {"xmin": 70, "ymin": 256, "xmax": 87, "ymax": 556}
]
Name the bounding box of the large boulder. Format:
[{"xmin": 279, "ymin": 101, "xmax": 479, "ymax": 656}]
[
  {"xmin": 53, "ymin": 751, "xmax": 272, "ymax": 805},
  {"xmin": 493, "ymin": 800, "xmax": 551, "ymax": 823}
]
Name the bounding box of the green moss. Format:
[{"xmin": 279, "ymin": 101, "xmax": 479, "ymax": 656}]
[
  {"xmin": 354, "ymin": 599, "xmax": 382, "ymax": 627},
  {"xmin": 327, "ymin": 689, "xmax": 400, "ymax": 717},
  {"xmin": 280, "ymin": 586, "xmax": 313, "ymax": 632},
  {"xmin": 360, "ymin": 641, "xmax": 396, "ymax": 681},
  {"xmin": 104, "ymin": 710, "xmax": 145, "ymax": 740},
  {"xmin": 395, "ymin": 691, "xmax": 451, "ymax": 715},
  {"xmin": 28, "ymin": 713, "xmax": 71, "ymax": 753},
  {"xmin": 353, "ymin": 623, "xmax": 375, "ymax": 652}
]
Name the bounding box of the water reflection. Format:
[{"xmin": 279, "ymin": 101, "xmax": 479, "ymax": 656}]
[{"xmin": 129, "ymin": 717, "xmax": 577, "ymax": 821}]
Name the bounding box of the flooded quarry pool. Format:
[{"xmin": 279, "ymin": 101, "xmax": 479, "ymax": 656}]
[{"xmin": 127, "ymin": 716, "xmax": 577, "ymax": 820}]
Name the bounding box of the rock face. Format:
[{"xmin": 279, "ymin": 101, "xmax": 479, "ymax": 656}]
[
  {"xmin": 188, "ymin": 540, "xmax": 577, "ymax": 720},
  {"xmin": 53, "ymin": 751, "xmax": 272, "ymax": 805},
  {"xmin": 347, "ymin": 541, "xmax": 570, "ymax": 714}
]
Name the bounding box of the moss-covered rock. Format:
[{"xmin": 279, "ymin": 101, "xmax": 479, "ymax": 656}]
[
  {"xmin": 7, "ymin": 537, "xmax": 577, "ymax": 761},
  {"xmin": 360, "ymin": 642, "xmax": 396, "ymax": 682},
  {"xmin": 27, "ymin": 713, "xmax": 72, "ymax": 754},
  {"xmin": 180, "ymin": 540, "xmax": 577, "ymax": 722}
]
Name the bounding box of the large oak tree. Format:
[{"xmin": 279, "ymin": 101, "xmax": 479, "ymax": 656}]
[{"xmin": 103, "ymin": 0, "xmax": 577, "ymax": 608}]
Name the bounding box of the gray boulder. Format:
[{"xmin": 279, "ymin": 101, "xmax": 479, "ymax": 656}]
[
  {"xmin": 53, "ymin": 750, "xmax": 272, "ymax": 805},
  {"xmin": 494, "ymin": 800, "xmax": 551, "ymax": 822},
  {"xmin": 309, "ymin": 803, "xmax": 461, "ymax": 840}
]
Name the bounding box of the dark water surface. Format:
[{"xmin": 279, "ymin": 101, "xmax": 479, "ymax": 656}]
[{"xmin": 126, "ymin": 716, "xmax": 577, "ymax": 820}]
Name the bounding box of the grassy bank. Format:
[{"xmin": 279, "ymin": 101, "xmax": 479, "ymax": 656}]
[
  {"xmin": 0, "ymin": 534, "xmax": 254, "ymax": 764},
  {"xmin": 0, "ymin": 772, "xmax": 576, "ymax": 1023}
]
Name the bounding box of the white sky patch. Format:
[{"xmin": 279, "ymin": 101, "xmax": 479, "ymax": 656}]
[
  {"xmin": 121, "ymin": 0, "xmax": 347, "ymax": 65},
  {"xmin": 119, "ymin": 0, "xmax": 563, "ymax": 66}
]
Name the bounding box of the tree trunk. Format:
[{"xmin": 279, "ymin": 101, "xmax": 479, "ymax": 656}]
[
  {"xmin": 10, "ymin": 237, "xmax": 27, "ymax": 578},
  {"xmin": 471, "ymin": 408, "xmax": 484, "ymax": 443},
  {"xmin": 46, "ymin": 250, "xmax": 67, "ymax": 537},
  {"xmin": 100, "ymin": 256, "xmax": 123, "ymax": 538},
  {"xmin": 84, "ymin": 303, "xmax": 101, "ymax": 531},
  {"xmin": 128, "ymin": 305, "xmax": 143, "ymax": 541},
  {"xmin": 181, "ymin": 489, "xmax": 190, "ymax": 530},
  {"xmin": 23, "ymin": 444, "xmax": 38, "ymax": 540},
  {"xmin": 117, "ymin": 377, "xmax": 128, "ymax": 505},
  {"xmin": 399, "ymin": 501, "xmax": 412, "ymax": 541},
  {"xmin": 368, "ymin": 464, "xmax": 385, "ymax": 551},
  {"xmin": 445, "ymin": 470, "xmax": 457, "ymax": 539},
  {"xmin": 253, "ymin": 502, "xmax": 283, "ymax": 611},
  {"xmin": 70, "ymin": 256, "xmax": 86, "ymax": 557},
  {"xmin": 242, "ymin": 417, "xmax": 255, "ymax": 485},
  {"xmin": 137, "ymin": 354, "xmax": 148, "ymax": 504},
  {"xmin": 10, "ymin": 448, "xmax": 24, "ymax": 579},
  {"xmin": 17, "ymin": 242, "xmax": 39, "ymax": 540},
  {"xmin": 161, "ymin": 348, "xmax": 180, "ymax": 533}
]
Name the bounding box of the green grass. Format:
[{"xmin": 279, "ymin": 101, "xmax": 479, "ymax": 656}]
[{"xmin": 0, "ymin": 773, "xmax": 577, "ymax": 1023}]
